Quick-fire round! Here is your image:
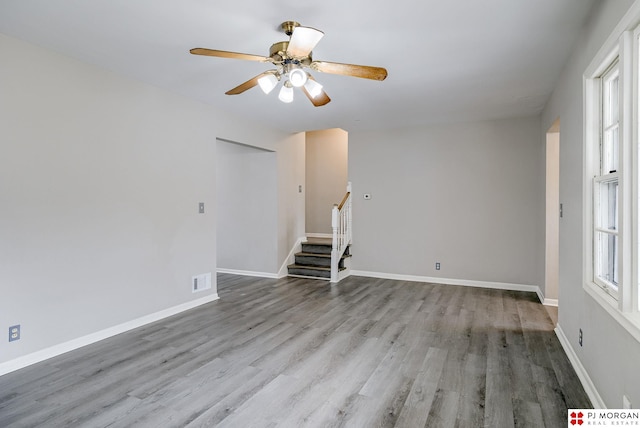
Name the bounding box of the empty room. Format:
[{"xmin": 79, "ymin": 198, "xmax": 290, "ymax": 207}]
[{"xmin": 2, "ymin": 0, "xmax": 640, "ymax": 427}]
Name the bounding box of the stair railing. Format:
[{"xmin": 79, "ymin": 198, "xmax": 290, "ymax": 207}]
[{"xmin": 331, "ymin": 182, "xmax": 352, "ymax": 283}]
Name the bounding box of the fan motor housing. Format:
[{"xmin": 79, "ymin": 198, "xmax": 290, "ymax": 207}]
[
  {"xmin": 269, "ymin": 41, "xmax": 312, "ymax": 63},
  {"xmin": 269, "ymin": 41, "xmax": 289, "ymax": 59}
]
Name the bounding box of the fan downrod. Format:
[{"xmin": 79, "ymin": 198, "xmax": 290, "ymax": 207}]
[{"xmin": 281, "ymin": 21, "xmax": 300, "ymax": 36}]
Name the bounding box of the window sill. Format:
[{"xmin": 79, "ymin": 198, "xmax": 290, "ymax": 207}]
[{"xmin": 584, "ymin": 282, "xmax": 640, "ymax": 343}]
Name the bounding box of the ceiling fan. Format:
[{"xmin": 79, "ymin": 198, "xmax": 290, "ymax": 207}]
[{"xmin": 190, "ymin": 21, "xmax": 388, "ymax": 107}]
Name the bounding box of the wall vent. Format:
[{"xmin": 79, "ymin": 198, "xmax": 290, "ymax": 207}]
[{"xmin": 192, "ymin": 273, "xmax": 212, "ymax": 293}]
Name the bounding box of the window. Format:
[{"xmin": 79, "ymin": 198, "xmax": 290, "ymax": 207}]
[
  {"xmin": 584, "ymin": 27, "xmax": 640, "ymax": 328},
  {"xmin": 593, "ymin": 60, "xmax": 620, "ymax": 296}
]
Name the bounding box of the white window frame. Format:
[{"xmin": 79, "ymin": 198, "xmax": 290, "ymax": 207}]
[
  {"xmin": 593, "ymin": 173, "xmax": 619, "ymax": 294},
  {"xmin": 593, "ymin": 59, "xmax": 620, "ymax": 297},
  {"xmin": 584, "ymin": 19, "xmax": 640, "ymax": 340}
]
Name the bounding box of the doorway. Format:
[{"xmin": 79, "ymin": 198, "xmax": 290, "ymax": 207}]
[
  {"xmin": 545, "ymin": 119, "xmax": 560, "ymax": 321},
  {"xmin": 215, "ymin": 138, "xmax": 278, "ymax": 275},
  {"xmin": 305, "ymin": 128, "xmax": 349, "ymax": 237}
]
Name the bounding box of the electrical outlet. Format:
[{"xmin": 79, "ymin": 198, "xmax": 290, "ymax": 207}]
[
  {"xmin": 579, "ymin": 328, "xmax": 583, "ymax": 346},
  {"xmin": 435, "ymin": 262, "xmax": 441, "ymax": 270},
  {"xmin": 9, "ymin": 325, "xmax": 20, "ymax": 342},
  {"xmin": 199, "ymin": 202, "xmax": 205, "ymax": 214}
]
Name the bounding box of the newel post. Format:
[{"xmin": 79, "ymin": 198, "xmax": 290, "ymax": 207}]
[{"xmin": 331, "ymin": 204, "xmax": 339, "ymax": 283}]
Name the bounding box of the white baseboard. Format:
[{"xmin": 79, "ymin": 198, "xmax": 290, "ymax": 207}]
[
  {"xmin": 555, "ymin": 324, "xmax": 605, "ymax": 408},
  {"xmin": 0, "ymin": 293, "xmax": 219, "ymax": 377},
  {"xmin": 217, "ymin": 268, "xmax": 278, "ymax": 279},
  {"xmin": 331, "ymin": 256, "xmax": 352, "ymax": 284},
  {"xmin": 544, "ymin": 298, "xmax": 559, "ymax": 307},
  {"xmin": 350, "ymin": 270, "xmax": 541, "ymax": 295}
]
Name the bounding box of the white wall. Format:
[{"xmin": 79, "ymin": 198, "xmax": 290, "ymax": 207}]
[
  {"xmin": 349, "ymin": 117, "xmax": 544, "ymax": 289},
  {"xmin": 216, "ymin": 141, "xmax": 278, "ymax": 274},
  {"xmin": 277, "ymin": 133, "xmax": 306, "ymax": 271},
  {"xmin": 305, "ymin": 128, "xmax": 348, "ymax": 235},
  {"xmin": 541, "ymin": 0, "xmax": 640, "ymax": 408},
  {"xmin": 0, "ymin": 33, "xmax": 294, "ymax": 369}
]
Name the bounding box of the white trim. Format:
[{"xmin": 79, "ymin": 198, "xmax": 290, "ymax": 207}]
[
  {"xmin": 276, "ymin": 236, "xmax": 306, "ymax": 278},
  {"xmin": 350, "ymin": 270, "xmax": 541, "ymax": 296},
  {"xmin": 543, "ymin": 298, "xmax": 559, "ymax": 307},
  {"xmin": 555, "ymin": 324, "xmax": 606, "ymax": 409},
  {"xmin": 216, "ymin": 268, "xmax": 278, "ymax": 279},
  {"xmin": 336, "ymin": 256, "xmax": 352, "ymax": 283},
  {"xmin": 633, "ymin": 24, "xmax": 640, "ymax": 313},
  {"xmin": 0, "ymin": 293, "xmax": 219, "ymax": 377}
]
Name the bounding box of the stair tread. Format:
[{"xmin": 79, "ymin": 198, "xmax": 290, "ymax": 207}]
[
  {"xmin": 297, "ymin": 252, "xmax": 331, "ymax": 258},
  {"xmin": 302, "ymin": 240, "xmax": 352, "ymax": 245},
  {"xmin": 289, "ymin": 239, "xmax": 351, "ymax": 280},
  {"xmin": 287, "ymin": 274, "xmax": 330, "ymax": 281},
  {"xmin": 303, "ymin": 240, "xmax": 351, "ymax": 246},
  {"xmin": 287, "ymin": 264, "xmax": 346, "ymax": 271},
  {"xmin": 288, "ymin": 264, "xmax": 331, "ymax": 271},
  {"xmin": 295, "ymin": 252, "xmax": 352, "ymax": 258},
  {"xmin": 305, "ymin": 237, "xmax": 333, "ymax": 244}
]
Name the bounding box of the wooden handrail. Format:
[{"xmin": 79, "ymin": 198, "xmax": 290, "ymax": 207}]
[
  {"xmin": 337, "ymin": 191, "xmax": 351, "ymax": 211},
  {"xmin": 331, "ymin": 183, "xmax": 353, "ymax": 283}
]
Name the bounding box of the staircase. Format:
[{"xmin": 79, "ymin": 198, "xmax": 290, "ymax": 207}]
[{"xmin": 287, "ymin": 238, "xmax": 351, "ymax": 280}]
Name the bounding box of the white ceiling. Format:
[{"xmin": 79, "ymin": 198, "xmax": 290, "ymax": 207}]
[{"xmin": 0, "ymin": 0, "xmax": 596, "ymax": 133}]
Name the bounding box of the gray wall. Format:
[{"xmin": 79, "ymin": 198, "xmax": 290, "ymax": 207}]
[
  {"xmin": 305, "ymin": 128, "xmax": 348, "ymax": 235},
  {"xmin": 541, "ymin": 0, "xmax": 640, "ymax": 408},
  {"xmin": 216, "ymin": 141, "xmax": 278, "ymax": 274},
  {"xmin": 349, "ymin": 117, "xmax": 544, "ymax": 289},
  {"xmin": 0, "ymin": 33, "xmax": 297, "ymax": 367}
]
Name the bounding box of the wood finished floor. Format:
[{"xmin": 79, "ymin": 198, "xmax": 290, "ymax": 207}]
[{"xmin": 0, "ymin": 274, "xmax": 590, "ymax": 427}]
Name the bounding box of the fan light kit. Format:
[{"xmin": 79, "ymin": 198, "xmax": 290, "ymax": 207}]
[{"xmin": 190, "ymin": 21, "xmax": 388, "ymax": 107}]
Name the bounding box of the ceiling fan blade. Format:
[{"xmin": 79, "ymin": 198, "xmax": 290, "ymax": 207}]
[
  {"xmin": 190, "ymin": 48, "xmax": 270, "ymax": 62},
  {"xmin": 286, "ymin": 26, "xmax": 324, "ymax": 58},
  {"xmin": 225, "ymin": 71, "xmax": 274, "ymax": 95},
  {"xmin": 311, "ymin": 61, "xmax": 388, "ymax": 81},
  {"xmin": 301, "ymin": 75, "xmax": 331, "ymax": 107}
]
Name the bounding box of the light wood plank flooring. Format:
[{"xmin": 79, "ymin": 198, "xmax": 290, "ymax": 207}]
[{"xmin": 0, "ymin": 274, "xmax": 590, "ymax": 427}]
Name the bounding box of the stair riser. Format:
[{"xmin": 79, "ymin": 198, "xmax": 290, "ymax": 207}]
[
  {"xmin": 288, "ymin": 267, "xmax": 331, "ymax": 278},
  {"xmin": 301, "ymin": 243, "xmax": 332, "ymax": 255},
  {"xmin": 294, "ymin": 255, "xmax": 344, "ymax": 268},
  {"xmin": 300, "ymin": 244, "xmax": 350, "ymax": 256}
]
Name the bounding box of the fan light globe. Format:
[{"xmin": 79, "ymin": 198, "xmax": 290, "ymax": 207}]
[
  {"xmin": 289, "ymin": 69, "xmax": 308, "ymax": 88},
  {"xmin": 278, "ymin": 85, "xmax": 294, "ymax": 103},
  {"xmin": 258, "ymin": 74, "xmax": 278, "ymax": 94},
  {"xmin": 304, "ymin": 79, "xmax": 323, "ymax": 98}
]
